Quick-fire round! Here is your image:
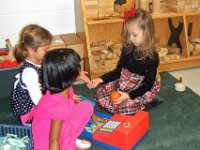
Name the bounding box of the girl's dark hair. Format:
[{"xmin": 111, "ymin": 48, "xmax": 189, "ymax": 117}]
[
  {"xmin": 123, "ymin": 9, "xmax": 156, "ymax": 59},
  {"xmin": 42, "ymin": 48, "xmax": 81, "ymax": 94},
  {"xmin": 13, "ymin": 24, "xmax": 52, "ymax": 63}
]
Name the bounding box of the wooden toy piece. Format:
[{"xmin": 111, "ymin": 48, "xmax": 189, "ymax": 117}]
[
  {"xmin": 135, "ymin": 0, "xmax": 139, "ymax": 8},
  {"xmin": 97, "ymin": 59, "xmax": 104, "ymax": 67},
  {"xmin": 139, "ymin": 0, "xmax": 150, "ymax": 11},
  {"xmin": 175, "ymin": 77, "xmax": 186, "ymax": 92},
  {"xmin": 108, "ymin": 44, "xmax": 122, "ymax": 57},
  {"xmin": 158, "ymin": 47, "xmax": 168, "ymax": 57},
  {"xmin": 165, "ymin": 54, "xmax": 180, "ymax": 61},
  {"xmin": 152, "ymin": 0, "xmax": 160, "ymax": 14},
  {"xmin": 126, "ymin": 0, "xmax": 134, "ymax": 11},
  {"xmin": 110, "ymin": 91, "xmax": 121, "ymax": 102},
  {"xmin": 192, "ymin": 49, "xmax": 200, "ymax": 56},
  {"xmin": 168, "ymin": 18, "xmax": 183, "ymax": 53},
  {"xmin": 106, "ymin": 52, "xmax": 113, "ymax": 59},
  {"xmin": 93, "ymin": 111, "xmax": 149, "ymax": 150},
  {"xmin": 188, "ymin": 39, "xmax": 200, "ymax": 56},
  {"xmin": 114, "ymin": 4, "xmax": 123, "ymax": 16},
  {"xmin": 104, "ymin": 59, "xmax": 119, "ymax": 66},
  {"xmin": 167, "ymin": 46, "xmax": 181, "ymax": 54}
]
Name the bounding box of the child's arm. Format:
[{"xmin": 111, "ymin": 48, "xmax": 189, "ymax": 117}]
[
  {"xmin": 49, "ymin": 120, "xmax": 63, "ymax": 150},
  {"xmin": 22, "ymin": 68, "xmax": 42, "ymax": 105},
  {"xmin": 80, "ymin": 71, "xmax": 91, "ymax": 84},
  {"xmin": 87, "ymin": 78, "xmax": 103, "ymax": 89}
]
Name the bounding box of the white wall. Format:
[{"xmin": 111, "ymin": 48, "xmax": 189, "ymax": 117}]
[{"xmin": 0, "ymin": 0, "xmax": 76, "ymax": 47}]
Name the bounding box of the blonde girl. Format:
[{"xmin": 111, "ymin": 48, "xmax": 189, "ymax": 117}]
[{"xmin": 88, "ymin": 9, "xmax": 161, "ymax": 115}]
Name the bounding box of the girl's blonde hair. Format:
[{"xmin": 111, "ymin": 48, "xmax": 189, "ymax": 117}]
[
  {"xmin": 13, "ymin": 24, "xmax": 53, "ymax": 63},
  {"xmin": 123, "ymin": 9, "xmax": 156, "ymax": 59}
]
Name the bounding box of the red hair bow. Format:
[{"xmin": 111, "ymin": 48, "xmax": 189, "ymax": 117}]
[{"xmin": 124, "ymin": 9, "xmax": 137, "ymax": 22}]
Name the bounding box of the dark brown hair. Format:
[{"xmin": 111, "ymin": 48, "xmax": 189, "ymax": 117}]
[{"xmin": 13, "ymin": 24, "xmax": 52, "ymax": 63}]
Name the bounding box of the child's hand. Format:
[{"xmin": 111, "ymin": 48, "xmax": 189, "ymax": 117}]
[
  {"xmin": 74, "ymin": 95, "xmax": 82, "ymax": 103},
  {"xmin": 80, "ymin": 71, "xmax": 91, "ymax": 84},
  {"xmin": 92, "ymin": 114, "xmax": 107, "ymax": 127},
  {"xmin": 112, "ymin": 91, "xmax": 130, "ymax": 105},
  {"xmin": 86, "ymin": 78, "xmax": 103, "ymax": 89}
]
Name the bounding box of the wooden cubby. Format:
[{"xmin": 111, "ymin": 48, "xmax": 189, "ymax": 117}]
[
  {"xmin": 153, "ymin": 12, "xmax": 200, "ymax": 72},
  {"xmin": 75, "ymin": 0, "xmax": 200, "ymax": 79}
]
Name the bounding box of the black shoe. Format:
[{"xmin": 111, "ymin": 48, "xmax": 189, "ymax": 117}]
[{"xmin": 144, "ymin": 98, "xmax": 164, "ymax": 111}]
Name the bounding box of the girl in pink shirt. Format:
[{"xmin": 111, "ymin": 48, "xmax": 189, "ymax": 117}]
[{"xmin": 21, "ymin": 48, "xmax": 93, "ymax": 150}]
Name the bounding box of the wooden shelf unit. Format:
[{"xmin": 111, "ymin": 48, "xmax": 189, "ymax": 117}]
[{"xmin": 75, "ymin": 0, "xmax": 200, "ymax": 79}]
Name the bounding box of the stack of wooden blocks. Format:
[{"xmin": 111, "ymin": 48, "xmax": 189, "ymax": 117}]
[
  {"xmin": 90, "ymin": 40, "xmax": 122, "ymax": 69},
  {"xmin": 163, "ymin": 0, "xmax": 200, "ymax": 12},
  {"xmin": 84, "ymin": 0, "xmax": 115, "ymax": 18}
]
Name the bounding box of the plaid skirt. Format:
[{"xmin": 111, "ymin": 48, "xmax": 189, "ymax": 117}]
[{"xmin": 94, "ymin": 69, "xmax": 161, "ymax": 115}]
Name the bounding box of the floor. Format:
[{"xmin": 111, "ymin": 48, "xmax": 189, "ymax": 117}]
[{"xmin": 169, "ymin": 66, "xmax": 200, "ymax": 96}]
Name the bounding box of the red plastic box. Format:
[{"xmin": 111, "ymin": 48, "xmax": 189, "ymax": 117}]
[{"xmin": 92, "ymin": 111, "xmax": 149, "ymax": 150}]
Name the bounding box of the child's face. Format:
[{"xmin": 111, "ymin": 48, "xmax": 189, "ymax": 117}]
[
  {"xmin": 126, "ymin": 22, "xmax": 145, "ymax": 47},
  {"xmin": 31, "ymin": 44, "xmax": 50, "ymax": 65}
]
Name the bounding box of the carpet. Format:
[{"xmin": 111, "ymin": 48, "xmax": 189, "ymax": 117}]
[{"xmin": 0, "ymin": 72, "xmax": 200, "ymax": 150}]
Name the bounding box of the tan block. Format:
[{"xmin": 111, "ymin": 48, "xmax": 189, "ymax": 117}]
[
  {"xmin": 104, "ymin": 59, "xmax": 119, "ymax": 65},
  {"xmin": 60, "ymin": 34, "xmax": 85, "ymax": 58}
]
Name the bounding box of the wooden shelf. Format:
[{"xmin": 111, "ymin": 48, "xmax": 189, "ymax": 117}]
[
  {"xmin": 87, "ymin": 17, "xmax": 123, "ymax": 25},
  {"xmin": 75, "ymin": 0, "xmax": 200, "ymax": 78},
  {"xmin": 152, "ymin": 13, "xmax": 183, "ymax": 19}
]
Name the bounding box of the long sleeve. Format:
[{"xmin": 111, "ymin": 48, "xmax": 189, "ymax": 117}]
[
  {"xmin": 22, "ymin": 68, "xmax": 42, "ymax": 105},
  {"xmin": 129, "ymin": 53, "xmax": 159, "ymax": 100}
]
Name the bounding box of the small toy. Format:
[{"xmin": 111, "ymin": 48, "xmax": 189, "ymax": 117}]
[{"xmin": 175, "ymin": 77, "xmax": 186, "ymax": 92}]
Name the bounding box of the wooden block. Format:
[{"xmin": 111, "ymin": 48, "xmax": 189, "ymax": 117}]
[
  {"xmin": 60, "ymin": 34, "xmax": 85, "ymax": 58},
  {"xmin": 168, "ymin": 47, "xmax": 181, "ymax": 54},
  {"xmin": 97, "ymin": 59, "xmax": 105, "ymax": 67},
  {"xmin": 108, "ymin": 45, "xmax": 122, "ymax": 56},
  {"xmin": 90, "ymin": 45, "xmax": 107, "ymax": 51},
  {"xmin": 100, "ymin": 54, "xmax": 106, "ymax": 59},
  {"xmin": 91, "ymin": 40, "xmax": 111, "ymax": 46},
  {"xmin": 165, "ymin": 54, "xmax": 180, "ymax": 61},
  {"xmin": 106, "ymin": 52, "xmax": 113, "ymax": 59},
  {"xmin": 158, "ymin": 47, "xmax": 168, "ymax": 57},
  {"xmin": 104, "ymin": 58, "xmax": 119, "ymax": 65},
  {"xmin": 192, "ymin": 49, "xmax": 200, "ymax": 55},
  {"xmin": 93, "ymin": 55, "xmax": 100, "ymax": 61}
]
